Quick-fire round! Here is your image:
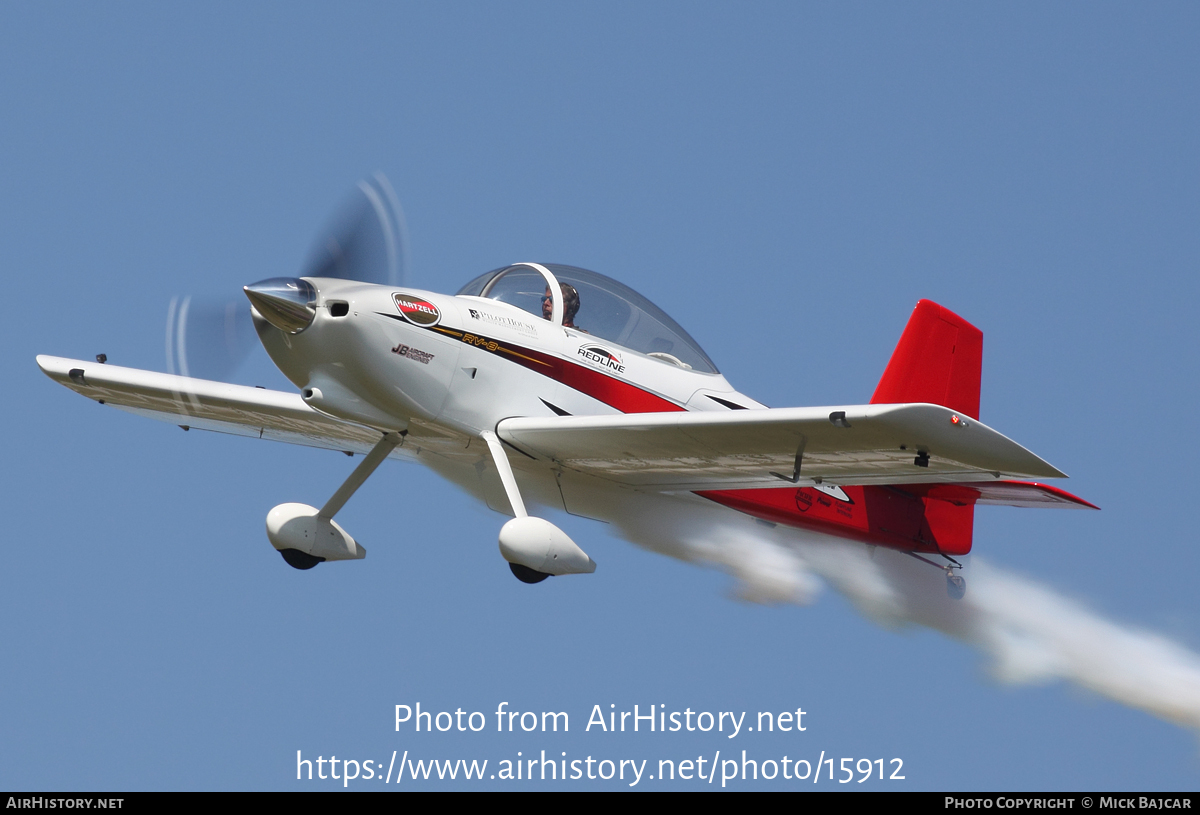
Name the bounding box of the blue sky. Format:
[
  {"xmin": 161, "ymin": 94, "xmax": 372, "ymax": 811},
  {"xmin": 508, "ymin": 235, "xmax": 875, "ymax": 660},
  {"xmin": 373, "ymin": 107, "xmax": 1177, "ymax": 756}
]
[{"xmin": 3, "ymin": 2, "xmax": 1199, "ymax": 790}]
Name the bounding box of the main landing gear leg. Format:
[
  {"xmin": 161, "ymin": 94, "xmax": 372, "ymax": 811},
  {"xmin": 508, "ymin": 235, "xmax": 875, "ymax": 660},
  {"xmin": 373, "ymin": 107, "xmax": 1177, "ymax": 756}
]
[
  {"xmin": 480, "ymin": 430, "xmax": 596, "ymax": 584},
  {"xmin": 267, "ymin": 431, "xmax": 405, "ymax": 569},
  {"xmin": 906, "ymin": 551, "xmax": 967, "ymax": 600}
]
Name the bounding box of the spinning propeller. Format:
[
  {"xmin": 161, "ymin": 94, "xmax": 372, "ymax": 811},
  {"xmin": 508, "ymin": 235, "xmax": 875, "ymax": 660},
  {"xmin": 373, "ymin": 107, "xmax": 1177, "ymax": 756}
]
[{"xmin": 166, "ymin": 173, "xmax": 410, "ymax": 382}]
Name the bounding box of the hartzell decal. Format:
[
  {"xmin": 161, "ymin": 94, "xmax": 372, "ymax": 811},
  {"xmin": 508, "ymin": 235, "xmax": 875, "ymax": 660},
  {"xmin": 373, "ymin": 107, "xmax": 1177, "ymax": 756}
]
[
  {"xmin": 577, "ymin": 344, "xmax": 625, "ymax": 374},
  {"xmin": 393, "ymin": 292, "xmax": 441, "ymax": 327},
  {"xmin": 467, "ymin": 308, "xmax": 538, "ymax": 339},
  {"xmin": 390, "ymin": 343, "xmax": 435, "ymax": 364}
]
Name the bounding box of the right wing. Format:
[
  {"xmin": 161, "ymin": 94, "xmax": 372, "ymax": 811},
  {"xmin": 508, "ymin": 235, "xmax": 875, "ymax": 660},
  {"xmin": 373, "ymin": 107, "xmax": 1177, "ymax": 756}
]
[{"xmin": 497, "ymin": 403, "xmax": 1067, "ymax": 492}]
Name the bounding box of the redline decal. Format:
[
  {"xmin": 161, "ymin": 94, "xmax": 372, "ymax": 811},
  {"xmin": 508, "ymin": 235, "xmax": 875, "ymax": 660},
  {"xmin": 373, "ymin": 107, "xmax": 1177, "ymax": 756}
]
[
  {"xmin": 393, "ymin": 293, "xmax": 441, "ymax": 326},
  {"xmin": 577, "ymin": 344, "xmax": 625, "ymax": 374}
]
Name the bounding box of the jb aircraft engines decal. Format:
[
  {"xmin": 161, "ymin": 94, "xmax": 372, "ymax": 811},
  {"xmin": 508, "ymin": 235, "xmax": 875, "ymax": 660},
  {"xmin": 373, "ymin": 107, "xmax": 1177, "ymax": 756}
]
[
  {"xmin": 390, "ymin": 343, "xmax": 435, "ymax": 364},
  {"xmin": 577, "ymin": 344, "xmax": 625, "ymax": 374},
  {"xmin": 393, "ymin": 293, "xmax": 441, "ymax": 327}
]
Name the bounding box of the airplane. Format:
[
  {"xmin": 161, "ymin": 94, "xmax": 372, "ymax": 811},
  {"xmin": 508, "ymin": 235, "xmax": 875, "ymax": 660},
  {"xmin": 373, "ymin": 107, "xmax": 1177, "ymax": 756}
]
[{"xmin": 36, "ymin": 179, "xmax": 1096, "ymax": 599}]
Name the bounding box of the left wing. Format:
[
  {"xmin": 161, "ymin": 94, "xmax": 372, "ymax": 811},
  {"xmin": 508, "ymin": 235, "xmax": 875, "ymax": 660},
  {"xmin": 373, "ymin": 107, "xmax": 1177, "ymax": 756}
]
[
  {"xmin": 497, "ymin": 404, "xmax": 1066, "ymax": 491},
  {"xmin": 36, "ymin": 355, "xmax": 468, "ymax": 458}
]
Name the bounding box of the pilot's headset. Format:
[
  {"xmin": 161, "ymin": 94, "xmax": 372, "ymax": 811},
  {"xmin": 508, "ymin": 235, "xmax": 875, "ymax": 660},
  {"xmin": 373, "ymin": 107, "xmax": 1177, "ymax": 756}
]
[{"xmin": 561, "ymin": 283, "xmax": 581, "ymax": 327}]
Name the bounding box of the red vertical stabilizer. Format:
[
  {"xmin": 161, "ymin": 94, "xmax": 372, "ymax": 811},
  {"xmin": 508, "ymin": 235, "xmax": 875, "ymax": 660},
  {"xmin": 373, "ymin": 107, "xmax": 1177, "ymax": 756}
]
[{"xmin": 870, "ymin": 300, "xmax": 983, "ymax": 421}]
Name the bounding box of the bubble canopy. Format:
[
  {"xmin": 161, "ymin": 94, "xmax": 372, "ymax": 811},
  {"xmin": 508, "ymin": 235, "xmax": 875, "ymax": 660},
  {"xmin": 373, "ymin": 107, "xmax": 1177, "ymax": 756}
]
[{"xmin": 456, "ymin": 264, "xmax": 719, "ymax": 373}]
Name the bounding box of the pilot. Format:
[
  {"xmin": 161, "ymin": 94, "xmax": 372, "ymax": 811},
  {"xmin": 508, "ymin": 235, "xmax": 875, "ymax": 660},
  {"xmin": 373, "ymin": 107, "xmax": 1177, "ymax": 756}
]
[{"xmin": 542, "ymin": 283, "xmax": 582, "ymax": 329}]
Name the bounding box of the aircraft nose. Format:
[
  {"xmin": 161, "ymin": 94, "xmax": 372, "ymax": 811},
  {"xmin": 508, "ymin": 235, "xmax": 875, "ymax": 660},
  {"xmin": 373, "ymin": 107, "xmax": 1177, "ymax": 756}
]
[{"xmin": 243, "ymin": 278, "xmax": 317, "ymax": 334}]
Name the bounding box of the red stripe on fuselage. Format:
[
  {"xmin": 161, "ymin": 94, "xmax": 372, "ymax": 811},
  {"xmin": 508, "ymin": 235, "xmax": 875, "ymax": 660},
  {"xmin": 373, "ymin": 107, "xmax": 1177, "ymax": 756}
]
[
  {"xmin": 431, "ymin": 324, "xmax": 685, "ymax": 414},
  {"xmin": 545, "ymin": 354, "xmax": 685, "ymax": 413}
]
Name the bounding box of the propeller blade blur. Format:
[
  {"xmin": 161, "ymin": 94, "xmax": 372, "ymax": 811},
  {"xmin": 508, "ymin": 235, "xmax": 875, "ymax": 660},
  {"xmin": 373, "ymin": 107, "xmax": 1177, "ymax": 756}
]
[
  {"xmin": 164, "ymin": 173, "xmax": 410, "ymax": 382},
  {"xmin": 165, "ymin": 296, "xmax": 255, "ymax": 382},
  {"xmin": 301, "ymin": 173, "xmax": 410, "ymax": 287}
]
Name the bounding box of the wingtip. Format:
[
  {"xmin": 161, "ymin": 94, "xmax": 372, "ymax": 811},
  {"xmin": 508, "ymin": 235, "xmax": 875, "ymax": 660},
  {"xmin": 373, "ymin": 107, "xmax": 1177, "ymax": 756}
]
[
  {"xmin": 1037, "ymin": 481, "xmax": 1100, "ymax": 510},
  {"xmin": 35, "ymin": 354, "xmax": 65, "ymax": 377}
]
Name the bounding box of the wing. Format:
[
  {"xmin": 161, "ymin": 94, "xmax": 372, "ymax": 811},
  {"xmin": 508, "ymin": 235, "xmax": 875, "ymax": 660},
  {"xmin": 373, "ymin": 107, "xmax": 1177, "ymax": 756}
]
[
  {"xmin": 497, "ymin": 404, "xmax": 1067, "ymax": 492},
  {"xmin": 35, "ymin": 355, "xmax": 465, "ymax": 459},
  {"xmin": 41, "ymin": 355, "xmax": 1068, "ymax": 494}
]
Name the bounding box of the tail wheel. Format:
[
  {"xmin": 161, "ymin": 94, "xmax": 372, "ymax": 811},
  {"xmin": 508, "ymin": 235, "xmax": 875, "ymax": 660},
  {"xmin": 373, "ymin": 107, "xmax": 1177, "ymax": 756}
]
[{"xmin": 946, "ymin": 572, "xmax": 966, "ymax": 599}]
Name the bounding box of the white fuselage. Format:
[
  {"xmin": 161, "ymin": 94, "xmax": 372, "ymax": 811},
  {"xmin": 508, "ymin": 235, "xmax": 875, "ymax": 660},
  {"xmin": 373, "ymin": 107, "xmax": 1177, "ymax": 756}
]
[
  {"xmin": 259, "ymin": 280, "xmax": 759, "ymax": 434},
  {"xmin": 254, "ymin": 277, "xmax": 763, "ymax": 522}
]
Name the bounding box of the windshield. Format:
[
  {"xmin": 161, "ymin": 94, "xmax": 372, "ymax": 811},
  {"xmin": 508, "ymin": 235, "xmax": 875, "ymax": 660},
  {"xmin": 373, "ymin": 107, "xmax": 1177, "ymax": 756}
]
[
  {"xmin": 457, "ymin": 263, "xmax": 718, "ymax": 373},
  {"xmin": 471, "ymin": 265, "xmax": 549, "ymax": 320}
]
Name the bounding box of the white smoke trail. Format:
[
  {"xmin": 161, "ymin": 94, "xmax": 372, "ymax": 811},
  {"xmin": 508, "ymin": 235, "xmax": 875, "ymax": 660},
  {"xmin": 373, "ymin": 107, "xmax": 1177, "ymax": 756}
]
[{"xmin": 612, "ymin": 493, "xmax": 1200, "ymax": 732}]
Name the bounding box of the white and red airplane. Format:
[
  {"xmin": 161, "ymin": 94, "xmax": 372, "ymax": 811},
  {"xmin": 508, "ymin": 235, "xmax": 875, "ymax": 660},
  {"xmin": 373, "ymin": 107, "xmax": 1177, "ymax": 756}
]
[{"xmin": 37, "ymin": 181, "xmax": 1095, "ymax": 598}]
